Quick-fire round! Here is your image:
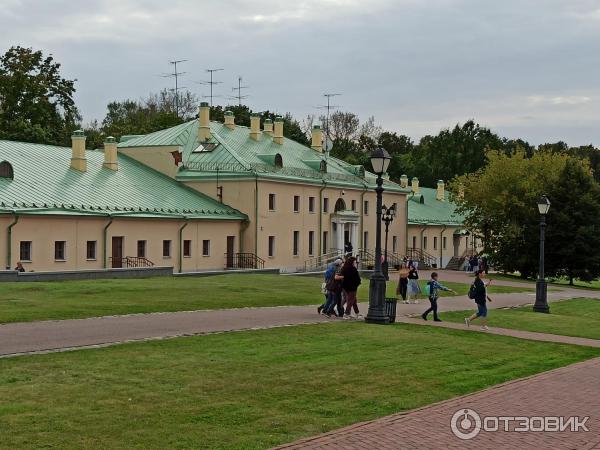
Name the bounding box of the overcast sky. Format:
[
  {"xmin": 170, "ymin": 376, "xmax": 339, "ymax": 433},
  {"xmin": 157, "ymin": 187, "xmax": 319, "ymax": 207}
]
[{"xmin": 2, "ymin": 0, "xmax": 600, "ymax": 145}]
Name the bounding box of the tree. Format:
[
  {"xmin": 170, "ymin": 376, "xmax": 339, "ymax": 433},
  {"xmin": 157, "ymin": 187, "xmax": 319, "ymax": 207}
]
[
  {"xmin": 452, "ymin": 150, "xmax": 600, "ymax": 282},
  {"xmin": 0, "ymin": 46, "xmax": 80, "ymax": 146}
]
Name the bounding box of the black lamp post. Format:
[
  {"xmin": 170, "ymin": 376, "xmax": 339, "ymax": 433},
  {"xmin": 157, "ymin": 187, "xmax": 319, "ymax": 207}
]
[
  {"xmin": 381, "ymin": 204, "xmax": 396, "ymax": 281},
  {"xmin": 366, "ymin": 147, "xmax": 392, "ymax": 324},
  {"xmin": 533, "ymin": 195, "xmax": 551, "ymax": 313}
]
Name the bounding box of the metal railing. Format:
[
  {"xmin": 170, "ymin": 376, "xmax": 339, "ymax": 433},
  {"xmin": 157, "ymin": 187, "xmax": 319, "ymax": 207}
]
[
  {"xmin": 405, "ymin": 247, "xmax": 437, "ymax": 268},
  {"xmin": 299, "ymin": 249, "xmax": 344, "ymax": 272},
  {"xmin": 109, "ymin": 256, "xmax": 155, "ymax": 268},
  {"xmin": 224, "ymin": 253, "xmax": 265, "ymax": 270}
]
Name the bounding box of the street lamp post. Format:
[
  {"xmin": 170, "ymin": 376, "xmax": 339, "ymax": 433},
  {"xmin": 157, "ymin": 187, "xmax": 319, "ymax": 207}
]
[
  {"xmin": 366, "ymin": 148, "xmax": 392, "ymax": 324},
  {"xmin": 533, "ymin": 195, "xmax": 551, "ymax": 313},
  {"xmin": 381, "ymin": 204, "xmax": 396, "ymax": 281}
]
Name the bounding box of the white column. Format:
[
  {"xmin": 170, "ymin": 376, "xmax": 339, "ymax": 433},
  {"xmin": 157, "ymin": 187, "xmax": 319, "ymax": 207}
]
[
  {"xmin": 350, "ymin": 223, "xmax": 358, "ymax": 251},
  {"xmin": 337, "ymin": 221, "xmax": 344, "ymax": 251}
]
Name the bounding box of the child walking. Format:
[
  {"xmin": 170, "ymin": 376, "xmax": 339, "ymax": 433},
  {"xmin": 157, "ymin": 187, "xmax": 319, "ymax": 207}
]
[
  {"xmin": 421, "ymin": 272, "xmax": 455, "ymax": 322},
  {"xmin": 465, "ymin": 270, "xmax": 492, "ymax": 330}
]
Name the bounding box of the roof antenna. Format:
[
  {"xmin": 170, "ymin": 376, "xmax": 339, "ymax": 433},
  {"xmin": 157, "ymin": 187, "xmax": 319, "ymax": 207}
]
[
  {"xmin": 195, "ymin": 68, "xmax": 224, "ymax": 107},
  {"xmin": 315, "ymin": 93, "xmax": 341, "ymax": 159},
  {"xmin": 230, "ymin": 76, "xmax": 250, "ymax": 107},
  {"xmin": 160, "ymin": 59, "xmax": 188, "ymax": 118}
]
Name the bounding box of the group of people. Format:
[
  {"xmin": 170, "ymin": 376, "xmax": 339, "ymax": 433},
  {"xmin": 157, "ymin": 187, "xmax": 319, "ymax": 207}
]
[
  {"xmin": 396, "ymin": 263, "xmax": 422, "ymax": 304},
  {"xmin": 466, "ymin": 254, "xmax": 488, "ymax": 274},
  {"xmin": 318, "ymin": 256, "xmax": 362, "ymax": 319}
]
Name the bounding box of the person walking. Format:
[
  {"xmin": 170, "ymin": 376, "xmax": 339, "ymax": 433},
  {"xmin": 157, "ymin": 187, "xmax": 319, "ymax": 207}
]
[
  {"xmin": 465, "ymin": 270, "xmax": 492, "ymax": 331},
  {"xmin": 406, "ymin": 265, "xmax": 421, "ymax": 304},
  {"xmin": 421, "ymin": 272, "xmax": 455, "ymax": 321},
  {"xmin": 318, "ymin": 258, "xmax": 343, "ymax": 316},
  {"xmin": 323, "ymin": 259, "xmax": 344, "ymax": 317},
  {"xmin": 396, "ymin": 263, "xmax": 409, "ymax": 303},
  {"xmin": 344, "ymin": 240, "xmax": 353, "ymax": 257},
  {"xmin": 340, "ymin": 256, "xmax": 362, "ymax": 319}
]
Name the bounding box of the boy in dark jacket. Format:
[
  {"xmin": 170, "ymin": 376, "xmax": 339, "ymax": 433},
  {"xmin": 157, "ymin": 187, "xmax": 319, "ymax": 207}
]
[
  {"xmin": 465, "ymin": 270, "xmax": 492, "ymax": 330},
  {"xmin": 421, "ymin": 272, "xmax": 455, "ymax": 322}
]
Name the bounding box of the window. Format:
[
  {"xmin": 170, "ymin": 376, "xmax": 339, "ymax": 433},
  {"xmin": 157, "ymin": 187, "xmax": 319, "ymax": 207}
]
[
  {"xmin": 268, "ymin": 193, "xmax": 276, "ymax": 211},
  {"xmin": 308, "ymin": 231, "xmax": 315, "ymax": 256},
  {"xmin": 293, "ymin": 195, "xmax": 300, "ymax": 212},
  {"xmin": 433, "ymin": 236, "xmax": 438, "ymax": 250},
  {"xmin": 412, "ymin": 236, "xmax": 417, "ymax": 248},
  {"xmin": 322, "ymin": 231, "xmax": 328, "ymax": 254},
  {"xmin": 323, "ymin": 197, "xmax": 329, "ymax": 213},
  {"xmin": 86, "ymin": 241, "xmax": 97, "ymax": 260},
  {"xmin": 443, "ymin": 236, "xmax": 447, "ymax": 250},
  {"xmin": 184, "ymin": 240, "xmax": 192, "ymax": 257},
  {"xmin": 20, "ymin": 241, "xmax": 31, "ymax": 261},
  {"xmin": 163, "ymin": 240, "xmax": 172, "ymax": 258},
  {"xmin": 54, "ymin": 241, "xmax": 66, "ymax": 261},
  {"xmin": 364, "ymin": 200, "xmax": 369, "ymax": 215},
  {"xmin": 392, "ymin": 236, "xmax": 398, "ymax": 253},
  {"xmin": 423, "ymin": 236, "xmax": 428, "ymax": 250},
  {"xmin": 308, "ymin": 196, "xmax": 315, "ymax": 213},
  {"xmin": 202, "ymin": 240, "xmax": 210, "ymax": 256},
  {"xmin": 351, "ymin": 200, "xmax": 357, "ymax": 211},
  {"xmin": 268, "ymin": 236, "xmax": 275, "ymax": 257},
  {"xmin": 137, "ymin": 240, "xmax": 146, "ymax": 258},
  {"xmin": 293, "ymin": 231, "xmax": 300, "ymax": 256},
  {"xmin": 0, "ymin": 161, "xmax": 14, "ymax": 179},
  {"xmin": 363, "ymin": 232, "xmax": 369, "ymax": 250}
]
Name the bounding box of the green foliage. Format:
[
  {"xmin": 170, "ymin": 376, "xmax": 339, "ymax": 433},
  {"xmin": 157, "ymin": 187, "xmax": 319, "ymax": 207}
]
[
  {"xmin": 0, "ymin": 46, "xmax": 80, "ymax": 146},
  {"xmin": 452, "ymin": 150, "xmax": 600, "ymax": 281}
]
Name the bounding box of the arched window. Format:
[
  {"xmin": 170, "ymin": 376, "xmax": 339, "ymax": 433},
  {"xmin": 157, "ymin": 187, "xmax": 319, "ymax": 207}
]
[
  {"xmin": 320, "ymin": 160, "xmax": 327, "ymax": 173},
  {"xmin": 0, "ymin": 161, "xmax": 14, "ymax": 179},
  {"xmin": 334, "ymin": 198, "xmax": 346, "ymax": 212},
  {"xmin": 274, "ymin": 153, "xmax": 283, "ymax": 169}
]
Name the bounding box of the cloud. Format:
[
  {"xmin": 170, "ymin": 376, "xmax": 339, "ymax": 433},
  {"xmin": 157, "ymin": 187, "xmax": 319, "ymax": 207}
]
[{"xmin": 527, "ymin": 95, "xmax": 592, "ymax": 106}]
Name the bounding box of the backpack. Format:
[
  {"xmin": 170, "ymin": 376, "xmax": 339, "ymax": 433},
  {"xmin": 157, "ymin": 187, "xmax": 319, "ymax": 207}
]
[
  {"xmin": 424, "ymin": 281, "xmax": 431, "ymax": 296},
  {"xmin": 468, "ymin": 282, "xmax": 476, "ymax": 299}
]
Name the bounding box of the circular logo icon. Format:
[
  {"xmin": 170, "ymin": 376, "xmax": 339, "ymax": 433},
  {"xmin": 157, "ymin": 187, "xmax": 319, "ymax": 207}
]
[{"xmin": 451, "ymin": 408, "xmax": 482, "ymax": 440}]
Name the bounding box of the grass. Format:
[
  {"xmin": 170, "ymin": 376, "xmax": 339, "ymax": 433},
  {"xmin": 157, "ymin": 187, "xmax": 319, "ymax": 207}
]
[
  {"xmin": 441, "ymin": 298, "xmax": 600, "ymax": 340},
  {"xmin": 489, "ymin": 273, "xmax": 600, "ymax": 290},
  {"xmin": 386, "ymin": 279, "xmax": 532, "ymax": 298},
  {"xmin": 0, "ymin": 323, "xmax": 598, "ymax": 449},
  {"xmin": 0, "ymin": 274, "xmax": 531, "ymax": 324}
]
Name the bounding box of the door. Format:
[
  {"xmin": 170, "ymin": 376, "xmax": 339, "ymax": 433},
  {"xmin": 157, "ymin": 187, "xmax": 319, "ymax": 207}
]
[
  {"xmin": 453, "ymin": 235, "xmax": 460, "ymax": 257},
  {"xmin": 226, "ymin": 236, "xmax": 235, "ymax": 268},
  {"xmin": 112, "ymin": 236, "xmax": 124, "ymax": 268}
]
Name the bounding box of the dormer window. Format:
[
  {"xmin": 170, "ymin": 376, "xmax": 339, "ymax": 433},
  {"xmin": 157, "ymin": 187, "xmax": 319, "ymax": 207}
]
[
  {"xmin": 274, "ymin": 153, "xmax": 283, "ymax": 169},
  {"xmin": 320, "ymin": 160, "xmax": 327, "ymax": 173},
  {"xmin": 0, "ymin": 161, "xmax": 14, "ymax": 179}
]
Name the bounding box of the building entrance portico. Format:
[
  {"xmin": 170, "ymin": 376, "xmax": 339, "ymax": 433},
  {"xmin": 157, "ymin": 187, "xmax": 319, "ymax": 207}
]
[{"xmin": 331, "ymin": 210, "xmax": 359, "ymax": 253}]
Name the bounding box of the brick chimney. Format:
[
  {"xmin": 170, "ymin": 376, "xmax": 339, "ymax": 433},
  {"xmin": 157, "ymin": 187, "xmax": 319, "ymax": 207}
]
[
  {"xmin": 70, "ymin": 130, "xmax": 87, "ymax": 172},
  {"xmin": 198, "ymin": 102, "xmax": 211, "ymax": 141},
  {"xmin": 311, "ymin": 125, "xmax": 323, "ymax": 152},
  {"xmin": 411, "ymin": 177, "xmax": 420, "ymax": 194},
  {"xmin": 263, "ymin": 118, "xmax": 273, "ymax": 135},
  {"xmin": 400, "ymin": 174, "xmax": 408, "ymax": 188},
  {"xmin": 250, "ymin": 113, "xmax": 261, "ymax": 140},
  {"xmin": 273, "ymin": 116, "xmax": 284, "ymax": 144},
  {"xmin": 436, "ymin": 180, "xmax": 445, "ymax": 201},
  {"xmin": 103, "ymin": 136, "xmax": 118, "ymax": 171},
  {"xmin": 224, "ymin": 110, "xmax": 235, "ymax": 129}
]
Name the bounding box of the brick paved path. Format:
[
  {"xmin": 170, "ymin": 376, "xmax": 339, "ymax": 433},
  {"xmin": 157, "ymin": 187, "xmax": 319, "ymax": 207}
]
[
  {"xmin": 0, "ymin": 273, "xmax": 598, "ymax": 357},
  {"xmin": 274, "ymin": 357, "xmax": 600, "ymax": 450}
]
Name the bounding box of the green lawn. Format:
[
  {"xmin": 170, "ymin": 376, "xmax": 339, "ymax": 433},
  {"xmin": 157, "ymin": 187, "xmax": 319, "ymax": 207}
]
[
  {"xmin": 441, "ymin": 298, "xmax": 600, "ymax": 340},
  {"xmin": 0, "ymin": 275, "xmax": 531, "ymax": 324},
  {"xmin": 387, "ymin": 279, "xmax": 532, "ymax": 298},
  {"xmin": 0, "ymin": 323, "xmax": 597, "ymax": 450},
  {"xmin": 489, "ymin": 273, "xmax": 600, "ymax": 290}
]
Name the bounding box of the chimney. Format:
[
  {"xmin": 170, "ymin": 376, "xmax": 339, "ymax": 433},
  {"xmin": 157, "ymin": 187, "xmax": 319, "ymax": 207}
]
[
  {"xmin": 273, "ymin": 116, "xmax": 284, "ymax": 144},
  {"xmin": 400, "ymin": 174, "xmax": 408, "ymax": 188},
  {"xmin": 103, "ymin": 136, "xmax": 118, "ymax": 171},
  {"xmin": 198, "ymin": 102, "xmax": 211, "ymax": 141},
  {"xmin": 436, "ymin": 180, "xmax": 445, "ymax": 201},
  {"xmin": 411, "ymin": 177, "xmax": 420, "ymax": 194},
  {"xmin": 311, "ymin": 125, "xmax": 323, "ymax": 152},
  {"xmin": 250, "ymin": 113, "xmax": 261, "ymax": 140},
  {"xmin": 224, "ymin": 110, "xmax": 235, "ymax": 129},
  {"xmin": 70, "ymin": 129, "xmax": 87, "ymax": 172},
  {"xmin": 263, "ymin": 118, "xmax": 273, "ymax": 135}
]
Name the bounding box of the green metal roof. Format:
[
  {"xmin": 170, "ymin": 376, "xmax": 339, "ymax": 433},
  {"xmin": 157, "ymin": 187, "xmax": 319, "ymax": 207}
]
[
  {"xmin": 119, "ymin": 120, "xmax": 408, "ymax": 192},
  {"xmin": 0, "ymin": 140, "xmax": 246, "ymax": 220},
  {"xmin": 408, "ymin": 187, "xmax": 464, "ymax": 226}
]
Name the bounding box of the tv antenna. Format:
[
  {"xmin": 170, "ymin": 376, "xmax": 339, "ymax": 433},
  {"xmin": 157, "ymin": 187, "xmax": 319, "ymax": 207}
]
[
  {"xmin": 315, "ymin": 93, "xmax": 341, "ymax": 156},
  {"xmin": 194, "ymin": 68, "xmax": 224, "ymax": 107},
  {"xmin": 230, "ymin": 76, "xmax": 250, "ymax": 106},
  {"xmin": 160, "ymin": 59, "xmax": 187, "ymax": 117}
]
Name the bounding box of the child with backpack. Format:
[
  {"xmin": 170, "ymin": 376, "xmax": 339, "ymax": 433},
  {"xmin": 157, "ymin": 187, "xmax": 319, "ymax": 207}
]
[
  {"xmin": 465, "ymin": 270, "xmax": 492, "ymax": 330},
  {"xmin": 421, "ymin": 272, "xmax": 455, "ymax": 322}
]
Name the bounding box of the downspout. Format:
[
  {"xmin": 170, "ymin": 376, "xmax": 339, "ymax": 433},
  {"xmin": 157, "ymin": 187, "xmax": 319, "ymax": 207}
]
[
  {"xmin": 318, "ymin": 180, "xmax": 327, "ymax": 255},
  {"xmin": 178, "ymin": 218, "xmax": 189, "ymax": 273},
  {"xmin": 359, "ymin": 183, "xmax": 368, "ymax": 250},
  {"xmin": 254, "ymin": 172, "xmax": 259, "ymax": 256},
  {"xmin": 440, "ymin": 225, "xmax": 447, "ymax": 269},
  {"xmin": 102, "ymin": 215, "xmax": 113, "ymax": 269},
  {"xmin": 420, "ymin": 224, "xmax": 427, "ymax": 262},
  {"xmin": 6, "ymin": 211, "xmax": 18, "ymax": 269}
]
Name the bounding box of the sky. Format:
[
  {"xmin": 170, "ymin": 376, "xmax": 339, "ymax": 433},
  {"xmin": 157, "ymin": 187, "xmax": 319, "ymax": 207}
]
[{"xmin": 1, "ymin": 0, "xmax": 600, "ymax": 146}]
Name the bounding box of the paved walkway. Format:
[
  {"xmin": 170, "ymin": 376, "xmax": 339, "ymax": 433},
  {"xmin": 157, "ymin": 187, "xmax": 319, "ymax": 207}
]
[
  {"xmin": 0, "ymin": 272, "xmax": 598, "ymax": 357},
  {"xmin": 274, "ymin": 356, "xmax": 600, "ymax": 449}
]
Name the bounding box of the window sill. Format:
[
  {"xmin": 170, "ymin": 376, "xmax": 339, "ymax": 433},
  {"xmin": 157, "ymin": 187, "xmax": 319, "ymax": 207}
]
[
  {"xmin": 54, "ymin": 259, "xmax": 66, "ymax": 262},
  {"xmin": 183, "ymin": 256, "xmax": 192, "ymax": 258},
  {"xmin": 86, "ymin": 258, "xmax": 97, "ymax": 261},
  {"xmin": 202, "ymin": 254, "xmax": 210, "ymax": 257},
  {"xmin": 163, "ymin": 256, "xmax": 172, "ymax": 259},
  {"xmin": 21, "ymin": 260, "xmax": 32, "ymax": 263}
]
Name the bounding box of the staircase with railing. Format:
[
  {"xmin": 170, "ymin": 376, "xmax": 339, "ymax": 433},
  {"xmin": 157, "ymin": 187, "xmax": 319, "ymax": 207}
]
[
  {"xmin": 446, "ymin": 248, "xmax": 476, "ymax": 271},
  {"xmin": 225, "ymin": 253, "xmax": 265, "ymax": 270},
  {"xmin": 297, "ymin": 249, "xmax": 344, "ymax": 272},
  {"xmin": 405, "ymin": 247, "xmax": 436, "ymax": 269},
  {"xmin": 109, "ymin": 256, "xmax": 155, "ymax": 268}
]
